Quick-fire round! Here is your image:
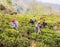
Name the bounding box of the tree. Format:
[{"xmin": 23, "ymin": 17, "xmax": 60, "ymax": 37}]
[{"xmin": 0, "ymin": 4, "xmax": 6, "ymax": 10}]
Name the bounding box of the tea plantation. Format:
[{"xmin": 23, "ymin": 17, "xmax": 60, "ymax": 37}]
[{"xmin": 0, "ymin": 14, "xmax": 60, "ymax": 47}]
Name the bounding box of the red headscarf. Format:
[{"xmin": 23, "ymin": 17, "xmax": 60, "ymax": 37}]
[{"xmin": 11, "ymin": 18, "xmax": 15, "ymax": 22}]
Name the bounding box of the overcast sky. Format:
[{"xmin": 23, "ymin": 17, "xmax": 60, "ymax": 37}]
[{"xmin": 37, "ymin": 0, "xmax": 60, "ymax": 5}]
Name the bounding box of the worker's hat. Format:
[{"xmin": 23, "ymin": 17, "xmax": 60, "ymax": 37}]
[{"xmin": 11, "ymin": 18, "xmax": 15, "ymax": 22}]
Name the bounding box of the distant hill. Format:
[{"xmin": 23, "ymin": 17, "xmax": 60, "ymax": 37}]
[
  {"xmin": 11, "ymin": 0, "xmax": 60, "ymax": 14},
  {"xmin": 0, "ymin": 0, "xmax": 60, "ymax": 14},
  {"xmin": 43, "ymin": 3, "xmax": 60, "ymax": 11}
]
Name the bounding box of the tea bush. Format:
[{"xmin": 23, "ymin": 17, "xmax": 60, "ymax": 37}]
[{"xmin": 0, "ymin": 14, "xmax": 60, "ymax": 47}]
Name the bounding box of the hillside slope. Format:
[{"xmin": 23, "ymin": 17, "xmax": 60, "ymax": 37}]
[
  {"xmin": 0, "ymin": 14, "xmax": 60, "ymax": 47},
  {"xmin": 0, "ymin": 0, "xmax": 15, "ymax": 13}
]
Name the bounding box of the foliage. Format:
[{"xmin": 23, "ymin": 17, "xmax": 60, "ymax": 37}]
[
  {"xmin": 0, "ymin": 14, "xmax": 60, "ymax": 47},
  {"xmin": 0, "ymin": 4, "xmax": 6, "ymax": 10}
]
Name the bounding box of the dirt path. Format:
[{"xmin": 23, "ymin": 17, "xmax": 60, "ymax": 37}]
[{"xmin": 30, "ymin": 41, "xmax": 36, "ymax": 47}]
